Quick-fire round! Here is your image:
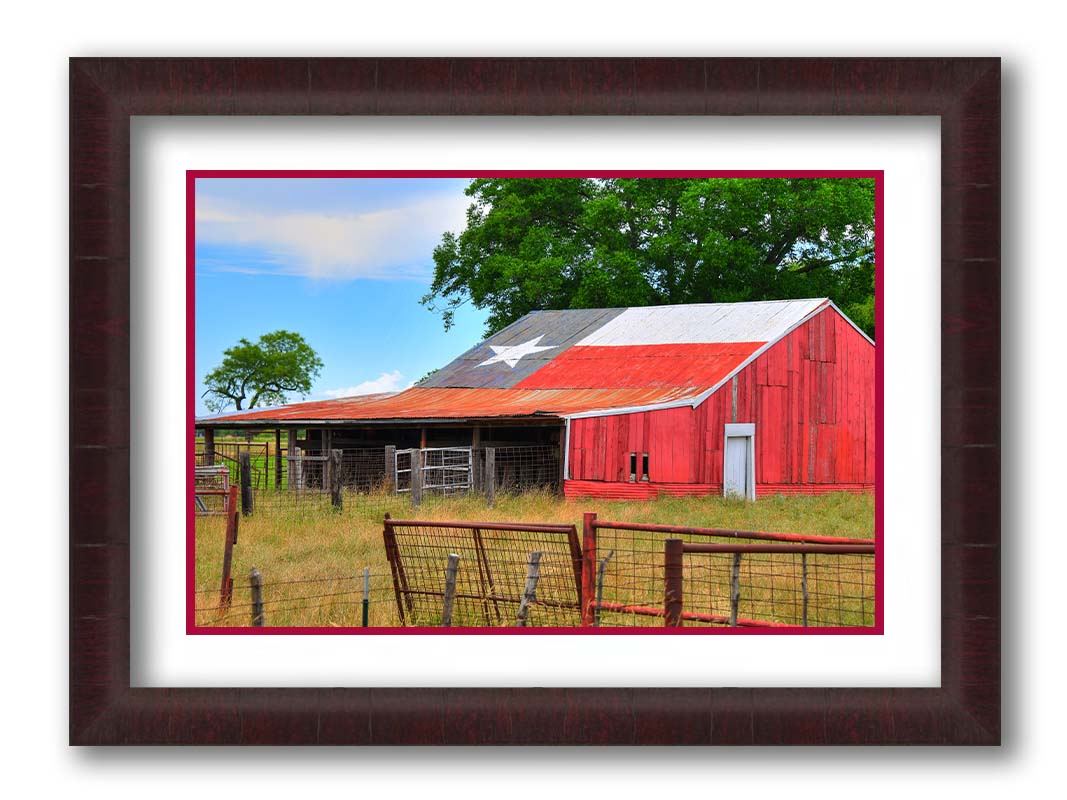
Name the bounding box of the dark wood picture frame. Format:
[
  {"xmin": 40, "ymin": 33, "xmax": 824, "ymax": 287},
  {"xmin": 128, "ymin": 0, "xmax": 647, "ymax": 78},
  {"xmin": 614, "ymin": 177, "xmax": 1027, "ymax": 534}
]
[{"xmin": 70, "ymin": 57, "xmax": 1000, "ymax": 745}]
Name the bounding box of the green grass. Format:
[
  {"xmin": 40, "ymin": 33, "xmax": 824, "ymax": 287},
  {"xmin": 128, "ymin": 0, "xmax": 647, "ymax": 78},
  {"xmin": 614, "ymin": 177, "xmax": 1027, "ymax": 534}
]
[{"xmin": 194, "ymin": 488, "xmax": 874, "ymax": 628}]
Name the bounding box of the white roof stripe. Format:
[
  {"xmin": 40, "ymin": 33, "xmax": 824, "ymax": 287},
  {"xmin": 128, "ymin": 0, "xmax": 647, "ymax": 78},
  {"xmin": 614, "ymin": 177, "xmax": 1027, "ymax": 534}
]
[{"xmin": 573, "ymin": 298, "xmax": 828, "ymax": 346}]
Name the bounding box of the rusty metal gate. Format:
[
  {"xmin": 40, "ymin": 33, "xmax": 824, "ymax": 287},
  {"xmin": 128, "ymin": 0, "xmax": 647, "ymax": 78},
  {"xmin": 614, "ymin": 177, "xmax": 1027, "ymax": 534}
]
[{"xmin": 395, "ymin": 447, "xmax": 473, "ymax": 496}]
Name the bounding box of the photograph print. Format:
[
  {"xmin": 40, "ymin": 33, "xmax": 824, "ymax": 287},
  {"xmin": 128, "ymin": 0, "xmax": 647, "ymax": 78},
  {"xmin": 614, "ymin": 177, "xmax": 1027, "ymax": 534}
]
[{"xmin": 191, "ymin": 173, "xmax": 879, "ymax": 632}]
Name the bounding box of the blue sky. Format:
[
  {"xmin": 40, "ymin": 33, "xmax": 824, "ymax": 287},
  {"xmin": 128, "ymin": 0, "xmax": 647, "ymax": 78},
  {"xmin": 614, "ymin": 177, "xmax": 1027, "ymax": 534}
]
[{"xmin": 194, "ymin": 177, "xmax": 488, "ymax": 416}]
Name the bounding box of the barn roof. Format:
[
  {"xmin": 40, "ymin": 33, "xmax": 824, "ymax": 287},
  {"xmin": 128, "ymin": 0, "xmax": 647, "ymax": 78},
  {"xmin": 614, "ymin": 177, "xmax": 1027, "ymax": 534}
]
[{"xmin": 202, "ymin": 298, "xmax": 857, "ymax": 425}]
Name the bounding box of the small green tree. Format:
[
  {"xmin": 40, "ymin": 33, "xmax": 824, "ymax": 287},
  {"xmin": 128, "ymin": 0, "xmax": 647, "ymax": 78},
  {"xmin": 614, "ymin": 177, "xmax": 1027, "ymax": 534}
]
[{"xmin": 202, "ymin": 330, "xmax": 323, "ymax": 412}]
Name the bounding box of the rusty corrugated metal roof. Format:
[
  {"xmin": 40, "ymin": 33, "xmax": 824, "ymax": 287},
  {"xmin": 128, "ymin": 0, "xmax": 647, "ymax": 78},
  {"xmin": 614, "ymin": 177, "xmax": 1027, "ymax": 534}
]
[{"xmin": 211, "ymin": 386, "xmax": 704, "ymax": 422}]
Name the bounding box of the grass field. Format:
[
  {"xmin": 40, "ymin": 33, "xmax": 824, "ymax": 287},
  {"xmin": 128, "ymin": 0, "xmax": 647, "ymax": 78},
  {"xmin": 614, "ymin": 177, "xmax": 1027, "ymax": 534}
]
[{"xmin": 194, "ymin": 488, "xmax": 875, "ymax": 629}]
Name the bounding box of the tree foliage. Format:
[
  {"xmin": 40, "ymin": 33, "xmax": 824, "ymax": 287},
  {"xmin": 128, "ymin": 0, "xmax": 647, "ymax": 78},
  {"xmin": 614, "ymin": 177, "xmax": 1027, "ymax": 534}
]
[
  {"xmin": 422, "ymin": 178, "xmax": 876, "ymax": 338},
  {"xmin": 202, "ymin": 330, "xmax": 323, "ymax": 413}
]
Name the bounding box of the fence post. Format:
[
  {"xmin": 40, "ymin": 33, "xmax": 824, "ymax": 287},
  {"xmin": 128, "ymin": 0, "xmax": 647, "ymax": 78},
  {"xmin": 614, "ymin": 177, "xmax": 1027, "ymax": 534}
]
[
  {"xmin": 239, "ymin": 451, "xmax": 253, "ymax": 516},
  {"xmin": 220, "ymin": 485, "xmax": 239, "ymax": 609},
  {"xmin": 441, "ymin": 553, "xmax": 460, "ymax": 627},
  {"xmin": 274, "ymin": 429, "xmax": 282, "ymax": 489},
  {"xmin": 730, "ymin": 552, "xmax": 742, "ymax": 627},
  {"xmin": 203, "ymin": 428, "xmax": 215, "ymax": 466},
  {"xmin": 485, "ymin": 446, "xmax": 495, "ymax": 506},
  {"xmin": 384, "ymin": 445, "xmax": 396, "ymax": 492},
  {"xmin": 594, "ymin": 549, "xmax": 615, "ymax": 627},
  {"xmin": 362, "ymin": 566, "xmax": 370, "ymax": 627},
  {"xmin": 410, "ymin": 449, "xmax": 422, "ymax": 507},
  {"xmin": 580, "ymin": 512, "xmax": 597, "ymax": 626},
  {"xmin": 322, "ymin": 429, "xmax": 332, "ymax": 487},
  {"xmin": 801, "ymin": 553, "xmax": 809, "ymax": 627},
  {"xmin": 250, "ymin": 567, "xmax": 264, "ymax": 627},
  {"xmin": 329, "ymin": 449, "xmax": 343, "ymax": 509},
  {"xmin": 293, "ymin": 446, "xmax": 303, "ymax": 491},
  {"xmin": 515, "ymin": 551, "xmax": 543, "ymax": 627},
  {"xmin": 664, "ymin": 538, "xmax": 684, "ymax": 627}
]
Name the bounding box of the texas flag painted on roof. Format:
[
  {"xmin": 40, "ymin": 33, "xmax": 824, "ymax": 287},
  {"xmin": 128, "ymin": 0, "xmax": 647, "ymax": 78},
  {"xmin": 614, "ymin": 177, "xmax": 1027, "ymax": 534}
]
[
  {"xmin": 421, "ymin": 298, "xmax": 829, "ymax": 391},
  {"xmin": 206, "ymin": 298, "xmax": 833, "ymax": 422}
]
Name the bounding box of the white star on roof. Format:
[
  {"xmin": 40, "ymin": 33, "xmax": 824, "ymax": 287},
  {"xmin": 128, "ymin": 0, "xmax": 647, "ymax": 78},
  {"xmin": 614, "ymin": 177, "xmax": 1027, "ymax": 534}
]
[{"xmin": 477, "ymin": 335, "xmax": 558, "ymax": 368}]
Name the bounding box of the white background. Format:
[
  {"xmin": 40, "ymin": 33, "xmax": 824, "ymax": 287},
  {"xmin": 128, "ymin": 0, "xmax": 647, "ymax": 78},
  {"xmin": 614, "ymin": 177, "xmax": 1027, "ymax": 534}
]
[
  {"xmin": 133, "ymin": 117, "xmax": 938, "ymax": 689},
  {"xmin": 3, "ymin": 0, "xmax": 1061, "ymax": 795}
]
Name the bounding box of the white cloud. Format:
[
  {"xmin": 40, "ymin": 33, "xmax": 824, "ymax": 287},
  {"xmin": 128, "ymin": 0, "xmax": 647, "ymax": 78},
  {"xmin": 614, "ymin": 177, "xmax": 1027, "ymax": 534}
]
[
  {"xmin": 322, "ymin": 371, "xmax": 413, "ymax": 398},
  {"xmin": 195, "ymin": 193, "xmax": 469, "ymax": 280}
]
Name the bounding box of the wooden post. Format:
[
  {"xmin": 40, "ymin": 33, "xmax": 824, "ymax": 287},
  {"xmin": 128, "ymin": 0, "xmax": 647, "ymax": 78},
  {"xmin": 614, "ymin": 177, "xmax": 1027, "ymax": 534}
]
[
  {"xmin": 580, "ymin": 512, "xmax": 597, "ymax": 626},
  {"xmin": 322, "ymin": 429, "xmax": 332, "ymax": 487},
  {"xmin": 286, "ymin": 430, "xmax": 297, "ymax": 488},
  {"xmin": 471, "ymin": 428, "xmax": 482, "ymax": 492},
  {"xmin": 329, "ymin": 448, "xmax": 343, "ymax": 509},
  {"xmin": 410, "ymin": 449, "xmax": 422, "ymax": 507},
  {"xmin": 274, "ymin": 429, "xmax": 282, "ymax": 489},
  {"xmin": 362, "ymin": 566, "xmax": 370, "ymax": 627},
  {"xmin": 485, "ymin": 446, "xmax": 496, "ymax": 507},
  {"xmin": 293, "ymin": 446, "xmax": 303, "ymax": 491},
  {"xmin": 515, "ymin": 551, "xmax": 543, "ymax": 627},
  {"xmin": 384, "ymin": 445, "xmax": 396, "ymax": 492},
  {"xmin": 203, "ymin": 428, "xmax": 215, "ymax": 466},
  {"xmin": 239, "ymin": 451, "xmax": 253, "ymax": 516},
  {"xmin": 730, "ymin": 552, "xmax": 742, "ymax": 628},
  {"xmin": 441, "ymin": 553, "xmax": 460, "ymax": 627},
  {"xmin": 557, "ymin": 423, "xmax": 566, "ymax": 494},
  {"xmin": 664, "ymin": 538, "xmax": 684, "ymax": 627},
  {"xmin": 220, "ymin": 485, "xmax": 239, "ymax": 609},
  {"xmin": 419, "ymin": 428, "xmax": 427, "ymax": 449},
  {"xmin": 250, "ymin": 567, "xmax": 264, "ymax": 627}
]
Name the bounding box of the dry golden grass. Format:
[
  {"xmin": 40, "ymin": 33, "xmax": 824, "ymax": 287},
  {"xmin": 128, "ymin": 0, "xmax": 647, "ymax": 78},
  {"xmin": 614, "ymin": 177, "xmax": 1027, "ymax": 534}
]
[{"xmin": 194, "ymin": 488, "xmax": 874, "ymax": 628}]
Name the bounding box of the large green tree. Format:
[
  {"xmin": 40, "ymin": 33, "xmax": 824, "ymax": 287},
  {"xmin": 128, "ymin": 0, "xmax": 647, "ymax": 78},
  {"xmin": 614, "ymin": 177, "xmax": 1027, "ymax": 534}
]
[
  {"xmin": 422, "ymin": 178, "xmax": 876, "ymax": 337},
  {"xmin": 202, "ymin": 330, "xmax": 324, "ymax": 412}
]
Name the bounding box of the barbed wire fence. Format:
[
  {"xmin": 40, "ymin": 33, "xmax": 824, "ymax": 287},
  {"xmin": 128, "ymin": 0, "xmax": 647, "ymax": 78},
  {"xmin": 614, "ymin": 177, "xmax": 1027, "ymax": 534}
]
[{"xmin": 195, "ymin": 567, "xmax": 398, "ymax": 628}]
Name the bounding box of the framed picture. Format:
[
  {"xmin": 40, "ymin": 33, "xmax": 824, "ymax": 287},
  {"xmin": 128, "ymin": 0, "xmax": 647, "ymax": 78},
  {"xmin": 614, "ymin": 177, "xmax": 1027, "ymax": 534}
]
[{"xmin": 70, "ymin": 57, "xmax": 999, "ymax": 744}]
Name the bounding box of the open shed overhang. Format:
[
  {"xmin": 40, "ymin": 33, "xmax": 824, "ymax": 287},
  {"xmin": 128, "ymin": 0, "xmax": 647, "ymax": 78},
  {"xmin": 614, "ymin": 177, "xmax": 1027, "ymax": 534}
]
[{"xmin": 194, "ymin": 415, "xmax": 568, "ymax": 430}]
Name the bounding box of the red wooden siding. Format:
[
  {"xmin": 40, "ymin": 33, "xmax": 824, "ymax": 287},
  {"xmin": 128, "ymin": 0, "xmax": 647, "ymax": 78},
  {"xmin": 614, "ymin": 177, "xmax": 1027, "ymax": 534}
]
[{"xmin": 567, "ymin": 308, "xmax": 875, "ymax": 495}]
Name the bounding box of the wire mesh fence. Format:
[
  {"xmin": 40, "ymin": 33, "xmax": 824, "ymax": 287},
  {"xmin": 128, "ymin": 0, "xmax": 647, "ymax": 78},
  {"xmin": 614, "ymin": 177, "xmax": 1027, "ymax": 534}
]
[
  {"xmin": 665, "ymin": 542, "xmax": 876, "ymax": 627},
  {"xmin": 383, "ymin": 518, "xmax": 583, "ymax": 627},
  {"xmin": 475, "ymin": 445, "xmax": 560, "ymax": 495},
  {"xmin": 586, "ymin": 517, "xmax": 875, "ymax": 628},
  {"xmin": 194, "ymin": 568, "xmax": 398, "ymax": 627},
  {"xmin": 339, "ymin": 448, "xmax": 391, "ymax": 491},
  {"xmin": 239, "ymin": 444, "xmax": 560, "ymax": 515},
  {"xmin": 195, "ymin": 441, "xmax": 272, "ymax": 489}
]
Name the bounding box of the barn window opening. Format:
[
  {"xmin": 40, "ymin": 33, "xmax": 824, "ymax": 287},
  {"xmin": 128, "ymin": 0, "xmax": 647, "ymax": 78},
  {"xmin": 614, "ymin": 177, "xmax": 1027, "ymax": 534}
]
[
  {"xmin": 629, "ymin": 452, "xmax": 637, "ymax": 482},
  {"xmin": 641, "ymin": 453, "xmax": 649, "ymax": 481}
]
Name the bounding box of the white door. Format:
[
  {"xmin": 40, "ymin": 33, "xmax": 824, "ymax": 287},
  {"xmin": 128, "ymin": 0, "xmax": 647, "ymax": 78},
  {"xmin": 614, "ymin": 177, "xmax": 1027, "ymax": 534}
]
[
  {"xmin": 724, "ymin": 436, "xmax": 749, "ymax": 498},
  {"xmin": 723, "ymin": 423, "xmax": 755, "ymax": 500}
]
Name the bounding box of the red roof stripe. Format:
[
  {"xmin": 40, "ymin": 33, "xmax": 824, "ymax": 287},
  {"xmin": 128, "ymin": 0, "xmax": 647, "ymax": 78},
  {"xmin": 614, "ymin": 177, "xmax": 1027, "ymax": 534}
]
[{"xmin": 514, "ymin": 343, "xmax": 765, "ymax": 390}]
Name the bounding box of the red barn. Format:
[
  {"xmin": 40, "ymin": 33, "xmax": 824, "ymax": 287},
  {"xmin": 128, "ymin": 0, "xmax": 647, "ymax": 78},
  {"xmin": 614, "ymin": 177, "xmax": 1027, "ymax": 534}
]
[{"xmin": 200, "ymin": 298, "xmax": 875, "ymax": 500}]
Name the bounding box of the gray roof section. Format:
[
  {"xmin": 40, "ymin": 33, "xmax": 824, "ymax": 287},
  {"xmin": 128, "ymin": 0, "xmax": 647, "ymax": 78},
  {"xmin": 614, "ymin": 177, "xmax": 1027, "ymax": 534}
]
[{"xmin": 418, "ymin": 307, "xmax": 627, "ymax": 389}]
